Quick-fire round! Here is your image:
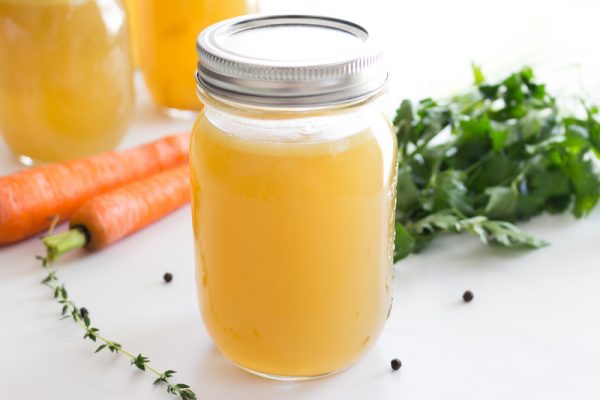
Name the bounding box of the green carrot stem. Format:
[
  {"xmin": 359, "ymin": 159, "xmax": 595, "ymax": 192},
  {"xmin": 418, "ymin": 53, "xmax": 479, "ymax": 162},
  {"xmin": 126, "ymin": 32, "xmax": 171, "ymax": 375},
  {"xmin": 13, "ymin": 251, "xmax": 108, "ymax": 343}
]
[{"xmin": 42, "ymin": 228, "xmax": 88, "ymax": 264}]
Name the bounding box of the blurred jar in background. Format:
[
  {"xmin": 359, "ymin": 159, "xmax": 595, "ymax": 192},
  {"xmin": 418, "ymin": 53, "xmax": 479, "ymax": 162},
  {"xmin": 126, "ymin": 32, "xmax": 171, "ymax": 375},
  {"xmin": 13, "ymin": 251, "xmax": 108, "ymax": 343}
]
[
  {"xmin": 0, "ymin": 0, "xmax": 134, "ymax": 165},
  {"xmin": 137, "ymin": 0, "xmax": 254, "ymax": 115},
  {"xmin": 123, "ymin": 0, "xmax": 140, "ymax": 67}
]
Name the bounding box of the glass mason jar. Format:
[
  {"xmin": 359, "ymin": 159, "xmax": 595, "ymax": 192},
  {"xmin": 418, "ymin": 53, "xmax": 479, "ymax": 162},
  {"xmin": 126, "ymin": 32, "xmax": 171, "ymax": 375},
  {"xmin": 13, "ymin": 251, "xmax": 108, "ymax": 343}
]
[
  {"xmin": 0, "ymin": 0, "xmax": 134, "ymax": 164},
  {"xmin": 191, "ymin": 15, "xmax": 397, "ymax": 379},
  {"xmin": 137, "ymin": 0, "xmax": 254, "ymax": 115}
]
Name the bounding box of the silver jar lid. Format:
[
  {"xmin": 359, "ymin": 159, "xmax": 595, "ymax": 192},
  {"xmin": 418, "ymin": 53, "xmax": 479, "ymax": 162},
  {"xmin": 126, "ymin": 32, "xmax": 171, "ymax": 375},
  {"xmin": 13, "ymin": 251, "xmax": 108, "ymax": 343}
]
[{"xmin": 196, "ymin": 14, "xmax": 387, "ymax": 108}]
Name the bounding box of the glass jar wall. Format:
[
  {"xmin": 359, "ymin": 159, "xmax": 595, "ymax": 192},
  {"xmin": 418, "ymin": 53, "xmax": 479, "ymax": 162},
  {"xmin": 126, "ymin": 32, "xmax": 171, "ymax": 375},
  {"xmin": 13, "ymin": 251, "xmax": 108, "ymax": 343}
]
[
  {"xmin": 123, "ymin": 0, "xmax": 140, "ymax": 67},
  {"xmin": 0, "ymin": 0, "xmax": 134, "ymax": 164}
]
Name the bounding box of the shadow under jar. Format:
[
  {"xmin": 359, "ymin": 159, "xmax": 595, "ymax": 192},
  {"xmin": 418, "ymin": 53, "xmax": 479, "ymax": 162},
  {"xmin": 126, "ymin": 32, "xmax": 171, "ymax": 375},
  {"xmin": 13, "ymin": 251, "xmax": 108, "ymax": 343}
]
[
  {"xmin": 0, "ymin": 0, "xmax": 133, "ymax": 164},
  {"xmin": 191, "ymin": 15, "xmax": 398, "ymax": 380}
]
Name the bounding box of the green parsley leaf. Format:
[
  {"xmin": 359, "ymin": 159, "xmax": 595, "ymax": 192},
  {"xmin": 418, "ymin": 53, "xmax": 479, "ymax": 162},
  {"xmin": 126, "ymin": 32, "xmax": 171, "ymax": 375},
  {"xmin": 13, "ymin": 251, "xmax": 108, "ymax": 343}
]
[{"xmin": 393, "ymin": 65, "xmax": 600, "ymax": 260}]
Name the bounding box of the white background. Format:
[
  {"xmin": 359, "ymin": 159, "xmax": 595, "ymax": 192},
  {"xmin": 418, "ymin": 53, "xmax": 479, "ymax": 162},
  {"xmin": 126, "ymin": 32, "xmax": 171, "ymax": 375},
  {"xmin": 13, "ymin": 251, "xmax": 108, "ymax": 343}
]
[{"xmin": 2, "ymin": 0, "xmax": 600, "ymax": 399}]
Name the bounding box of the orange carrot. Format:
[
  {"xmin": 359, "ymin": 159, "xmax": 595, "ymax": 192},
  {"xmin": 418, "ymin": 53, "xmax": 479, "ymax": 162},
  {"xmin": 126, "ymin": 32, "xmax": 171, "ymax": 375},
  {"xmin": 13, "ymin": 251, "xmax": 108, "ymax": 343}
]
[
  {"xmin": 42, "ymin": 164, "xmax": 190, "ymax": 262},
  {"xmin": 0, "ymin": 132, "xmax": 190, "ymax": 245}
]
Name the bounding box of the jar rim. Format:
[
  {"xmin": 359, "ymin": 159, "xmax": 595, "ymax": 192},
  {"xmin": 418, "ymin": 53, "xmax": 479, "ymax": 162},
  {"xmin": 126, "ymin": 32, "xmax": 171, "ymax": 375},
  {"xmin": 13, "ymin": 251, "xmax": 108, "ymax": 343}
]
[{"xmin": 195, "ymin": 14, "xmax": 388, "ymax": 108}]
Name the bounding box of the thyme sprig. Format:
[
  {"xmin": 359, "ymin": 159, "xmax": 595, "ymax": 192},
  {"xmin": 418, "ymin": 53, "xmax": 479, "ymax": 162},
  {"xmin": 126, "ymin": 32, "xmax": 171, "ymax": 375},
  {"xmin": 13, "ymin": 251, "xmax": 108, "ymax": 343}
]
[{"xmin": 38, "ymin": 219, "xmax": 197, "ymax": 400}]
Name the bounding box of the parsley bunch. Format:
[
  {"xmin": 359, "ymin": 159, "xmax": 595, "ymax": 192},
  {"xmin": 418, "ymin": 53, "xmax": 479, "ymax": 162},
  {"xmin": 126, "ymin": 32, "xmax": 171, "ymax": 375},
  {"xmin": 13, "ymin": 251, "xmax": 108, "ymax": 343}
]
[{"xmin": 393, "ymin": 65, "xmax": 600, "ymax": 261}]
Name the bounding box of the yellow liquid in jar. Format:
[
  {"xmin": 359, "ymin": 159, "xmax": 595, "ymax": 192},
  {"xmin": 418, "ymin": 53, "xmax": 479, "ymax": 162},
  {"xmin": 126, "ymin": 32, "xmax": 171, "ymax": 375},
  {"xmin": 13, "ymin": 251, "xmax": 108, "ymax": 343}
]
[
  {"xmin": 191, "ymin": 111, "xmax": 397, "ymax": 377},
  {"xmin": 0, "ymin": 0, "xmax": 134, "ymax": 162},
  {"xmin": 138, "ymin": 0, "xmax": 250, "ymax": 112}
]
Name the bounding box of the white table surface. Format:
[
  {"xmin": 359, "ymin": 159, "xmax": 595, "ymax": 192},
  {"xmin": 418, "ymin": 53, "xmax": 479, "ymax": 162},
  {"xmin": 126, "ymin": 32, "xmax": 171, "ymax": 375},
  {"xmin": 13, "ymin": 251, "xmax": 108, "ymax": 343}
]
[{"xmin": 3, "ymin": 1, "xmax": 600, "ymax": 399}]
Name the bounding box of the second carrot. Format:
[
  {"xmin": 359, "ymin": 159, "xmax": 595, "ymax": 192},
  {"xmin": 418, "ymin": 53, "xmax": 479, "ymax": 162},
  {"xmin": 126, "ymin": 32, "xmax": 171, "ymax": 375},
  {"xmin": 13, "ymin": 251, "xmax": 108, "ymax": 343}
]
[{"xmin": 42, "ymin": 164, "xmax": 190, "ymax": 263}]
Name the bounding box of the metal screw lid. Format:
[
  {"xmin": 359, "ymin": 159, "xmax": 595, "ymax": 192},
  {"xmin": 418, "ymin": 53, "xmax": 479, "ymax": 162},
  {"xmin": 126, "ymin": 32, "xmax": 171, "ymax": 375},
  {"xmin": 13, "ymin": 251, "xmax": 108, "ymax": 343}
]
[{"xmin": 196, "ymin": 14, "xmax": 387, "ymax": 108}]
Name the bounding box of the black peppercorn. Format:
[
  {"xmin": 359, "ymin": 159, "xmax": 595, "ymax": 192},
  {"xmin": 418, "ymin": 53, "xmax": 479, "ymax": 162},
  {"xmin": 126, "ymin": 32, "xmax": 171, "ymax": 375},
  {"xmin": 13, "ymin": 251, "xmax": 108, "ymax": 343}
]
[
  {"xmin": 463, "ymin": 290, "xmax": 474, "ymax": 302},
  {"xmin": 80, "ymin": 307, "xmax": 89, "ymax": 318},
  {"xmin": 163, "ymin": 272, "xmax": 173, "ymax": 283},
  {"xmin": 391, "ymin": 358, "xmax": 402, "ymax": 371}
]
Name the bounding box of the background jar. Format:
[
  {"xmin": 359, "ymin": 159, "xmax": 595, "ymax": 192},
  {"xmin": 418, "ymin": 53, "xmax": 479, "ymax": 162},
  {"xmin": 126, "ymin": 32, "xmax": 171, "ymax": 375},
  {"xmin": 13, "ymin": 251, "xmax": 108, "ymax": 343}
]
[
  {"xmin": 191, "ymin": 15, "xmax": 398, "ymax": 379},
  {"xmin": 0, "ymin": 0, "xmax": 134, "ymax": 164},
  {"xmin": 136, "ymin": 0, "xmax": 255, "ymax": 115}
]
